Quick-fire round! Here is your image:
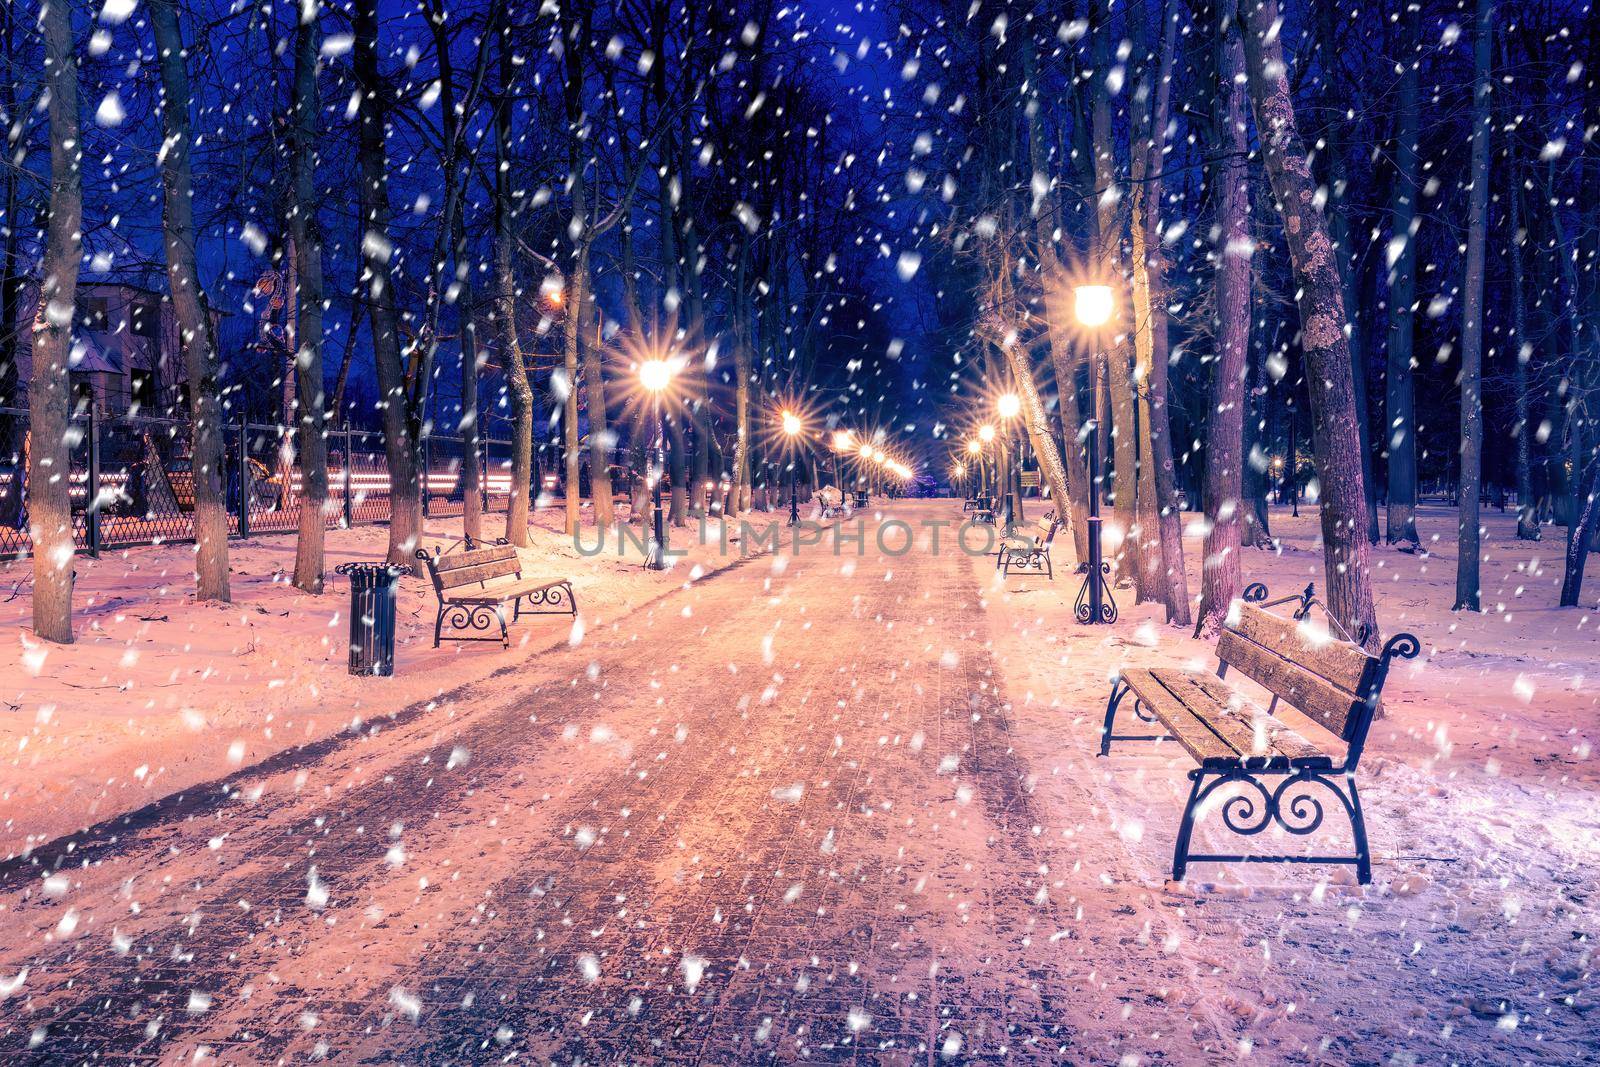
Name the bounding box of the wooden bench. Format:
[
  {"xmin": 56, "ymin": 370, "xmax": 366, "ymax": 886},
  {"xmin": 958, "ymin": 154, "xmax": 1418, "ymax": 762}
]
[
  {"xmin": 995, "ymin": 511, "xmax": 1059, "ymax": 579},
  {"xmin": 1099, "ymin": 584, "xmax": 1418, "ymax": 883},
  {"xmin": 414, "ymin": 537, "xmax": 577, "ymax": 649}
]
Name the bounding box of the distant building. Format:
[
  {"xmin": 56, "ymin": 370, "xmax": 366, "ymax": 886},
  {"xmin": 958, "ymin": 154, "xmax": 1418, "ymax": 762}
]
[{"xmin": 4, "ymin": 279, "xmax": 199, "ymax": 417}]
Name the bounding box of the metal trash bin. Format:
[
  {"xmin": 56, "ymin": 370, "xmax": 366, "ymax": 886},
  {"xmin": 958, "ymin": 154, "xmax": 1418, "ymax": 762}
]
[{"xmin": 337, "ymin": 561, "xmax": 403, "ymax": 676}]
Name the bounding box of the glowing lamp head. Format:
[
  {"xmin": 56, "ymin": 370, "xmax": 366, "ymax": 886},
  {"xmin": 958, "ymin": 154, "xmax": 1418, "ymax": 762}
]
[
  {"xmin": 1074, "ymin": 284, "xmax": 1114, "ymax": 328},
  {"xmin": 965, "ymin": 439, "xmax": 981, "ymax": 455},
  {"xmin": 781, "ymin": 411, "xmax": 802, "ymax": 436},
  {"xmin": 997, "ymin": 393, "xmax": 1021, "ymax": 419},
  {"xmin": 640, "ymin": 359, "xmax": 672, "ymax": 393},
  {"xmin": 978, "ymin": 424, "xmax": 996, "ymax": 444},
  {"xmin": 833, "ymin": 430, "xmax": 853, "ymax": 451}
]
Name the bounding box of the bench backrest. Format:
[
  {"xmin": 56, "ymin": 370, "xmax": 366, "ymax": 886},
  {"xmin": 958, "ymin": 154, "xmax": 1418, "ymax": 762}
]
[
  {"xmin": 1035, "ymin": 514, "xmax": 1059, "ymax": 546},
  {"xmin": 424, "ymin": 544, "xmax": 521, "ymax": 593},
  {"xmin": 1218, "ymin": 602, "xmax": 1378, "ymax": 746}
]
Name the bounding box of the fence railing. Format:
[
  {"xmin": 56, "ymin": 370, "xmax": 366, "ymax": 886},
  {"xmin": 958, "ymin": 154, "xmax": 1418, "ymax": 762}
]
[{"xmin": 0, "ymin": 406, "xmax": 523, "ymax": 558}]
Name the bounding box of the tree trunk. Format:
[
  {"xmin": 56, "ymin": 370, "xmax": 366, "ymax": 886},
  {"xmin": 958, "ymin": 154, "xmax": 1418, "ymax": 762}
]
[
  {"xmin": 732, "ymin": 252, "xmax": 753, "ymax": 514},
  {"xmin": 1385, "ymin": 6, "xmax": 1422, "ymax": 547},
  {"xmin": 1454, "ymin": 0, "xmax": 1492, "ymax": 613},
  {"xmin": 1509, "ymin": 172, "xmax": 1538, "ymax": 540},
  {"xmin": 288, "ymin": 10, "xmax": 328, "ymax": 594},
  {"xmin": 493, "ymin": 39, "xmax": 533, "ymax": 548},
  {"xmin": 1129, "ymin": 0, "xmax": 1189, "ymax": 624},
  {"xmin": 581, "ymin": 293, "xmax": 615, "ymax": 529},
  {"xmin": 1090, "ymin": 0, "xmax": 1137, "ymax": 580},
  {"xmin": 455, "ymin": 211, "xmax": 483, "ymax": 543},
  {"xmin": 561, "ymin": 252, "xmax": 587, "ymax": 536},
  {"xmin": 1237, "ymin": 0, "xmax": 1380, "ymax": 646},
  {"xmin": 150, "ymin": 0, "xmax": 230, "ymax": 601},
  {"xmin": 353, "ymin": 0, "xmax": 423, "ymax": 567},
  {"xmin": 29, "ymin": 0, "xmax": 81, "ymax": 643},
  {"xmin": 1195, "ymin": 28, "xmax": 1252, "ymax": 636}
]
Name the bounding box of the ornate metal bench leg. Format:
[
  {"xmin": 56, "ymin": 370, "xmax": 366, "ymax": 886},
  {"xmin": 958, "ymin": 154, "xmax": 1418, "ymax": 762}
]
[
  {"xmin": 1172, "ymin": 770, "xmax": 1207, "ymax": 882},
  {"xmin": 433, "ymin": 605, "xmax": 445, "ymax": 648},
  {"xmin": 1100, "ymin": 679, "xmax": 1128, "ymax": 757},
  {"xmin": 1347, "ymin": 776, "xmax": 1372, "ymax": 884},
  {"xmin": 494, "ymin": 605, "xmax": 510, "ymax": 650}
]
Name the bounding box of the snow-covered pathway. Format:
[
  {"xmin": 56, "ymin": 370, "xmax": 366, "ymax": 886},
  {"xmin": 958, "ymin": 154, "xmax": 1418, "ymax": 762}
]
[{"xmin": 0, "ymin": 503, "xmax": 1594, "ymax": 1064}]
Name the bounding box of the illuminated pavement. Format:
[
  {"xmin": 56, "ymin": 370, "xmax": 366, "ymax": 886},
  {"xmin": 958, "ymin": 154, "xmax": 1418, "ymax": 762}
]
[{"xmin": 0, "ymin": 505, "xmax": 1196, "ymax": 1063}]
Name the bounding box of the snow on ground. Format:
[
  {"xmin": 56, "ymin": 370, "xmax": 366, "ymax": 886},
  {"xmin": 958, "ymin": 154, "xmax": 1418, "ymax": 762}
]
[
  {"xmin": 1, "ymin": 503, "xmax": 791, "ymax": 858},
  {"xmin": 976, "ymin": 500, "xmax": 1599, "ymax": 1058}
]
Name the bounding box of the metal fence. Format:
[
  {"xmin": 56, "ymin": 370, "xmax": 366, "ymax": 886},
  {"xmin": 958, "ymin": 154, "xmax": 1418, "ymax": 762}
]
[{"xmin": 0, "ymin": 406, "xmax": 520, "ymax": 558}]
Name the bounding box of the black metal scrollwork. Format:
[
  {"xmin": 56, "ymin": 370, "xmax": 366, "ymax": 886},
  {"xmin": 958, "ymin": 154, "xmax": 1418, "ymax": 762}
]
[
  {"xmin": 1241, "ymin": 582, "xmax": 1269, "ymax": 603},
  {"xmin": 443, "ymin": 603, "xmax": 500, "ymax": 634},
  {"xmin": 1194, "ymin": 768, "xmax": 1355, "ymax": 839},
  {"xmin": 1073, "ymin": 562, "xmax": 1118, "ymax": 624}
]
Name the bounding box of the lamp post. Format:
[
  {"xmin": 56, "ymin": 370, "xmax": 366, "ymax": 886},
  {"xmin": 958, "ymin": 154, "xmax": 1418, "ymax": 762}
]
[
  {"xmin": 1074, "ymin": 283, "xmax": 1115, "ymax": 625},
  {"xmin": 782, "ymin": 410, "xmax": 802, "ymax": 525},
  {"xmin": 640, "ymin": 358, "xmax": 673, "ymax": 569},
  {"xmin": 965, "ymin": 438, "xmax": 983, "ymax": 503}
]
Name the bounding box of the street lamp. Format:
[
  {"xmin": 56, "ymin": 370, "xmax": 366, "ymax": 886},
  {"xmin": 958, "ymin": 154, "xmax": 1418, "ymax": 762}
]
[
  {"xmin": 996, "ymin": 393, "xmax": 1023, "ymax": 527},
  {"xmin": 640, "ymin": 358, "xmax": 673, "ymax": 569},
  {"xmin": 782, "ymin": 410, "xmax": 802, "ymax": 526},
  {"xmin": 1074, "ymin": 283, "xmax": 1115, "ymax": 624},
  {"xmin": 965, "ymin": 438, "xmax": 983, "ymax": 502}
]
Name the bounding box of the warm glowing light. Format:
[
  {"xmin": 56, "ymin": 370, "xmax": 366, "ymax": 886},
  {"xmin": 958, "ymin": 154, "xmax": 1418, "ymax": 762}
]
[
  {"xmin": 1075, "ymin": 284, "xmax": 1114, "ymax": 328},
  {"xmin": 782, "ymin": 411, "xmax": 802, "ymax": 436},
  {"xmin": 997, "ymin": 393, "xmax": 1021, "ymax": 419},
  {"xmin": 833, "ymin": 430, "xmax": 854, "ymax": 451},
  {"xmin": 954, "ymin": 464, "xmax": 966, "ymax": 477},
  {"xmin": 640, "ymin": 359, "xmax": 673, "ymax": 393},
  {"xmin": 978, "ymin": 424, "xmax": 996, "ymax": 444},
  {"xmin": 965, "ymin": 439, "xmax": 981, "ymax": 455}
]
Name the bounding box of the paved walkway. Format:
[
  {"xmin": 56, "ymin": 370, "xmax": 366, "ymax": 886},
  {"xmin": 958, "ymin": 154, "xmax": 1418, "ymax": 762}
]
[{"xmin": 0, "ymin": 508, "xmax": 1203, "ymax": 1063}]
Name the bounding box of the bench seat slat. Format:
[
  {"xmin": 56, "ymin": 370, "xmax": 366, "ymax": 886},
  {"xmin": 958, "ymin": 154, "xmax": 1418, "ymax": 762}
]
[
  {"xmin": 446, "ymin": 577, "xmax": 571, "ymax": 603},
  {"xmin": 1118, "ymin": 669, "xmax": 1235, "ymax": 764},
  {"xmin": 1149, "ymin": 670, "xmax": 1328, "ymax": 765}
]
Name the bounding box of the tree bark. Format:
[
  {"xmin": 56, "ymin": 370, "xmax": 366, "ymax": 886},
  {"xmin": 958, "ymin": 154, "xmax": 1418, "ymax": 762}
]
[
  {"xmin": 1237, "ymin": 0, "xmax": 1380, "ymax": 646},
  {"xmin": 1128, "ymin": 0, "xmax": 1189, "ymax": 624},
  {"xmin": 1090, "ymin": 0, "xmax": 1138, "ymax": 579},
  {"xmin": 1316, "ymin": 1, "xmax": 1380, "ymax": 546},
  {"xmin": 1508, "ymin": 170, "xmax": 1537, "ymax": 540},
  {"xmin": 1454, "ymin": 0, "xmax": 1493, "ymax": 613},
  {"xmin": 454, "ymin": 211, "xmax": 482, "ymax": 543},
  {"xmin": 288, "ymin": 9, "xmax": 328, "ymax": 594},
  {"xmin": 1195, "ymin": 28, "xmax": 1253, "ymax": 636},
  {"xmin": 560, "ymin": 255, "xmax": 586, "ymax": 536},
  {"xmin": 150, "ymin": 0, "xmax": 230, "ymax": 601},
  {"xmin": 29, "ymin": 0, "xmax": 82, "ymax": 643},
  {"xmin": 493, "ymin": 36, "xmax": 533, "ymax": 548},
  {"xmin": 1385, "ymin": 6, "xmax": 1422, "ymax": 547},
  {"xmin": 581, "ymin": 289, "xmax": 616, "ymax": 528},
  {"xmin": 353, "ymin": 0, "xmax": 423, "ymax": 567}
]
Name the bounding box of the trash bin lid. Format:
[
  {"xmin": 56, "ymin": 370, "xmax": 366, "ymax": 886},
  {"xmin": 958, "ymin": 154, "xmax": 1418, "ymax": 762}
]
[{"xmin": 335, "ymin": 561, "xmax": 405, "ymax": 582}]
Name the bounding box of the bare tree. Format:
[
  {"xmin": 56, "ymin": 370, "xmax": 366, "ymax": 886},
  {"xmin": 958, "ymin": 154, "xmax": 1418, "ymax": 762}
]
[
  {"xmin": 1128, "ymin": 0, "xmax": 1189, "ymax": 625},
  {"xmin": 28, "ymin": 0, "xmax": 82, "ymax": 643},
  {"xmin": 1236, "ymin": 0, "xmax": 1380, "ymax": 645},
  {"xmin": 1195, "ymin": 25, "xmax": 1253, "ymax": 637},
  {"xmin": 149, "ymin": 0, "xmax": 230, "ymax": 601},
  {"xmin": 1385, "ymin": 5, "xmax": 1422, "ymax": 548},
  {"xmin": 287, "ymin": 2, "xmax": 328, "ymax": 593},
  {"xmin": 1454, "ymin": 0, "xmax": 1493, "ymax": 612},
  {"xmin": 492, "ymin": 28, "xmax": 535, "ymax": 548},
  {"xmin": 352, "ymin": 0, "xmax": 424, "ymax": 567}
]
